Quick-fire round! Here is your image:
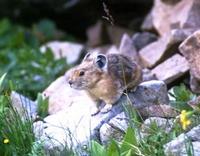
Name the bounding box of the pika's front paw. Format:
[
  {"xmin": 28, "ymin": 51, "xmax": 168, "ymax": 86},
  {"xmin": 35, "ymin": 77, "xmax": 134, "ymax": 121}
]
[
  {"xmin": 100, "ymin": 105, "xmax": 112, "ymax": 114},
  {"xmin": 91, "ymin": 107, "xmax": 100, "ymax": 116}
]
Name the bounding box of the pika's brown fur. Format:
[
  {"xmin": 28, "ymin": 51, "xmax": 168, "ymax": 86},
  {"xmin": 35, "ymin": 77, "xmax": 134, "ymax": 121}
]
[{"xmin": 67, "ymin": 51, "xmax": 142, "ymax": 114}]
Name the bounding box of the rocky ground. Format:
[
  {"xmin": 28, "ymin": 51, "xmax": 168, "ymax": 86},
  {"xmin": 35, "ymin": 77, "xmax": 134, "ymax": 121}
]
[{"xmin": 10, "ymin": 0, "xmax": 200, "ymax": 155}]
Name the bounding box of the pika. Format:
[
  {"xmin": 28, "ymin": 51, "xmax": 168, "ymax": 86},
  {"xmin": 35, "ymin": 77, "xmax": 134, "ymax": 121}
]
[{"xmin": 67, "ymin": 52, "xmax": 142, "ymax": 115}]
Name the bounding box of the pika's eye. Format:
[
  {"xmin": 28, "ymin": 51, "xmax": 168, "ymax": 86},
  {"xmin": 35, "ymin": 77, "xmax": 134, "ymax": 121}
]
[{"xmin": 79, "ymin": 71, "xmax": 85, "ymax": 76}]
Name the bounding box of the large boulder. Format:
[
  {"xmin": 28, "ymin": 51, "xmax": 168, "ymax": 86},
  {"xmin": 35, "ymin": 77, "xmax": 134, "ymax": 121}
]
[{"xmin": 34, "ymin": 78, "xmax": 173, "ymax": 153}]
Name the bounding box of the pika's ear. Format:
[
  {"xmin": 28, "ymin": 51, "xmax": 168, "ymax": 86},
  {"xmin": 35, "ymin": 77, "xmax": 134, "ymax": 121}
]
[
  {"xmin": 83, "ymin": 52, "xmax": 91, "ymax": 61},
  {"xmin": 95, "ymin": 54, "xmax": 107, "ymax": 70}
]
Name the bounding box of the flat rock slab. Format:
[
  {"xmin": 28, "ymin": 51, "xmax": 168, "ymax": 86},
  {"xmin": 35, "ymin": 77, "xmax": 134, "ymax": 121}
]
[
  {"xmin": 151, "ymin": 54, "xmax": 189, "ymax": 84},
  {"xmin": 139, "ymin": 29, "xmax": 196, "ymax": 68}
]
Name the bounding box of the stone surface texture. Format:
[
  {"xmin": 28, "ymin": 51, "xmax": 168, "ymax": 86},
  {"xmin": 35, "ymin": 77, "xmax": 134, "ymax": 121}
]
[
  {"xmin": 164, "ymin": 125, "xmax": 200, "ymax": 156},
  {"xmin": 179, "ymin": 30, "xmax": 200, "ymax": 93},
  {"xmin": 151, "ymin": 54, "xmax": 189, "ymax": 84},
  {"xmin": 40, "ymin": 41, "xmax": 84, "ymax": 64}
]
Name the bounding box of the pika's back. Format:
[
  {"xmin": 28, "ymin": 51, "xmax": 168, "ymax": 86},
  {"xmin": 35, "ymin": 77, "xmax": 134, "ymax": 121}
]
[{"xmin": 107, "ymin": 54, "xmax": 139, "ymax": 83}]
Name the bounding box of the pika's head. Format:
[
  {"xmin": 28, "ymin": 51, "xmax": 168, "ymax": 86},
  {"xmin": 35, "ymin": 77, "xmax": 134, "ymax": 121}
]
[{"xmin": 67, "ymin": 52, "xmax": 108, "ymax": 90}]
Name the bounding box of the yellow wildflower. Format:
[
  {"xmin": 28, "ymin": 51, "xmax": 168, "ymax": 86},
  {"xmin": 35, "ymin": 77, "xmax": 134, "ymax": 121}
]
[
  {"xmin": 180, "ymin": 110, "xmax": 191, "ymax": 130},
  {"xmin": 3, "ymin": 138, "xmax": 9, "ymax": 144}
]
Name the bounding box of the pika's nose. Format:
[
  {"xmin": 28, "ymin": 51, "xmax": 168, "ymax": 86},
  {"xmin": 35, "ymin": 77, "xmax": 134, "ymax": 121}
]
[{"xmin": 68, "ymin": 80, "xmax": 73, "ymax": 86}]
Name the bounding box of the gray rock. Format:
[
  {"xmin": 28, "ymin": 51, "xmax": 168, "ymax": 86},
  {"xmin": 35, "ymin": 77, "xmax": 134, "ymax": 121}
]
[
  {"xmin": 118, "ymin": 34, "xmax": 140, "ymax": 65},
  {"xmin": 139, "ymin": 104, "xmax": 178, "ymax": 118},
  {"xmin": 190, "ymin": 75, "xmax": 200, "ymax": 94},
  {"xmin": 132, "ymin": 32, "xmax": 158, "ymax": 51},
  {"xmin": 179, "ymin": 30, "xmax": 200, "ymax": 93},
  {"xmin": 40, "ymin": 41, "xmax": 84, "ymax": 65},
  {"xmin": 164, "ymin": 125, "xmax": 200, "ymax": 156},
  {"xmin": 10, "ymin": 91, "xmax": 37, "ymax": 120},
  {"xmin": 142, "ymin": 68, "xmax": 157, "ymax": 82},
  {"xmin": 187, "ymin": 125, "xmax": 200, "ymax": 141},
  {"xmin": 100, "ymin": 112, "xmax": 128, "ymax": 145},
  {"xmin": 108, "ymin": 112, "xmax": 129, "ymax": 132},
  {"xmin": 151, "ymin": 54, "xmax": 189, "ymax": 84},
  {"xmin": 131, "ymin": 80, "xmax": 169, "ymax": 109},
  {"xmin": 180, "ymin": 141, "xmax": 200, "ymax": 156},
  {"xmin": 164, "ymin": 133, "xmax": 186, "ymax": 156}
]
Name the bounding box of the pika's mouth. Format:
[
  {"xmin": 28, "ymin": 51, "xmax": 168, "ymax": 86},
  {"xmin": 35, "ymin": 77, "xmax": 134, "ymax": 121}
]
[{"xmin": 69, "ymin": 84, "xmax": 85, "ymax": 90}]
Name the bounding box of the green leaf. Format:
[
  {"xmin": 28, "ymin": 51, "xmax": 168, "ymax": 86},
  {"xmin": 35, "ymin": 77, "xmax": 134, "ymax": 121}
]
[
  {"xmin": 0, "ymin": 73, "xmax": 6, "ymax": 91},
  {"xmin": 36, "ymin": 93, "xmax": 49, "ymax": 118},
  {"xmin": 90, "ymin": 140, "xmax": 106, "ymax": 156},
  {"xmin": 106, "ymin": 140, "xmax": 120, "ymax": 156},
  {"xmin": 125, "ymin": 149, "xmax": 132, "ymax": 156},
  {"xmin": 172, "ymin": 84, "xmax": 193, "ymax": 102},
  {"xmin": 120, "ymin": 127, "xmax": 138, "ymax": 155},
  {"xmin": 170, "ymin": 84, "xmax": 194, "ymax": 111}
]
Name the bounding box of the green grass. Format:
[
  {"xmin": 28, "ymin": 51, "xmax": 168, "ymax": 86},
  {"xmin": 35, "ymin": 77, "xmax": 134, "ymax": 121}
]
[
  {"xmin": 0, "ymin": 18, "xmax": 70, "ymax": 99},
  {"xmin": 0, "ymin": 74, "xmax": 43, "ymax": 156},
  {"xmin": 0, "ymin": 18, "xmax": 200, "ymax": 155}
]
